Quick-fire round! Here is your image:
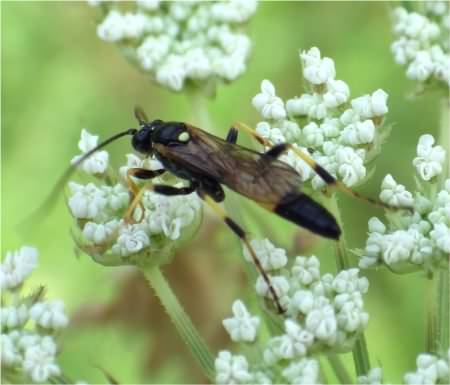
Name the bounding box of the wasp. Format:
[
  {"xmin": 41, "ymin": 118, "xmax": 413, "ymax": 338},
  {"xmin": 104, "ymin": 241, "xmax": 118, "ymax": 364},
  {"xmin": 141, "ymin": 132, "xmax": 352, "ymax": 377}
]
[{"xmin": 45, "ymin": 107, "xmax": 405, "ymax": 314}]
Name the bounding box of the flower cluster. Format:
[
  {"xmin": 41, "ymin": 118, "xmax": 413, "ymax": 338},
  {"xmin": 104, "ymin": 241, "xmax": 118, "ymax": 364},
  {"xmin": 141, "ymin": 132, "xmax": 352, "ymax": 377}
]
[
  {"xmin": 403, "ymin": 350, "xmax": 449, "ymax": 385},
  {"xmin": 252, "ymin": 47, "xmax": 391, "ymax": 190},
  {"xmin": 68, "ymin": 129, "xmax": 202, "ymax": 266},
  {"xmin": 391, "ymin": 4, "xmax": 450, "ymax": 88},
  {"xmin": 359, "ymin": 134, "xmax": 448, "ymax": 273},
  {"xmin": 88, "ymin": 0, "xmax": 258, "ymax": 91},
  {"xmin": 1, "ymin": 246, "xmax": 69, "ymax": 383},
  {"xmin": 215, "ymin": 239, "xmax": 370, "ymax": 384}
]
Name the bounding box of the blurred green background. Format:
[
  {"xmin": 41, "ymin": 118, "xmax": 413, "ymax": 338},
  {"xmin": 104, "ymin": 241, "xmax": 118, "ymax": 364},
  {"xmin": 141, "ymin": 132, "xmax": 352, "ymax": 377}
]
[{"xmin": 2, "ymin": 1, "xmax": 444, "ymax": 384}]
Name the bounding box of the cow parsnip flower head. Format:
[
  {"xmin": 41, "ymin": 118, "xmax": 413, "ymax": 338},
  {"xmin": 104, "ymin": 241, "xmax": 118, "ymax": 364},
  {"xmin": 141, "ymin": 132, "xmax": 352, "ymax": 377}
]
[
  {"xmin": 215, "ymin": 238, "xmax": 369, "ymax": 384},
  {"xmin": 391, "ymin": 3, "xmax": 450, "ymax": 89},
  {"xmin": 88, "ymin": 0, "xmax": 258, "ymax": 92},
  {"xmin": 68, "ymin": 129, "xmax": 202, "ymax": 268},
  {"xmin": 359, "ymin": 134, "xmax": 449, "ymax": 273},
  {"xmin": 0, "ymin": 247, "xmax": 71, "ymax": 384},
  {"xmin": 252, "ymin": 47, "xmax": 391, "ymax": 190}
]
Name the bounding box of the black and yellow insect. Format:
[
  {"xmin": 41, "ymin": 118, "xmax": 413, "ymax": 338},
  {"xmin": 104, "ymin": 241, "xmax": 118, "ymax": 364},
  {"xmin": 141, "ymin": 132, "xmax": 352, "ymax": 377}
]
[{"xmin": 47, "ymin": 107, "xmax": 403, "ymax": 314}]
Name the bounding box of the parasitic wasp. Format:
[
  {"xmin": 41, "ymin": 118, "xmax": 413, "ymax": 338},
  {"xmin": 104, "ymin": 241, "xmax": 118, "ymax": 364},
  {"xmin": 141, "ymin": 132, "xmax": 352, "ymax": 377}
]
[{"xmin": 41, "ymin": 107, "xmax": 409, "ymax": 314}]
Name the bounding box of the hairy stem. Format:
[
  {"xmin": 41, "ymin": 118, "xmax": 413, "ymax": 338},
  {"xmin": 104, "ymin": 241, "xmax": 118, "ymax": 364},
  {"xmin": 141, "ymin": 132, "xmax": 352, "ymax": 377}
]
[
  {"xmin": 142, "ymin": 265, "xmax": 215, "ymax": 381},
  {"xmin": 330, "ymin": 195, "xmax": 371, "ymax": 378}
]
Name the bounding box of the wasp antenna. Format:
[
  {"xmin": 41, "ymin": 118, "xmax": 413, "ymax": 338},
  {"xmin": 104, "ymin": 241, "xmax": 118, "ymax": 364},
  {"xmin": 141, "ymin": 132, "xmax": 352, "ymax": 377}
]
[
  {"xmin": 19, "ymin": 128, "xmax": 137, "ymax": 233},
  {"xmin": 134, "ymin": 106, "xmax": 149, "ymax": 125}
]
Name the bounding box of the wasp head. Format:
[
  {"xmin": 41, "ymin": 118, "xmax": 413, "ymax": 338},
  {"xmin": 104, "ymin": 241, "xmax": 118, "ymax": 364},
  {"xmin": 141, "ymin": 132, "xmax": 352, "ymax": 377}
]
[{"xmin": 131, "ymin": 119, "xmax": 163, "ymax": 155}]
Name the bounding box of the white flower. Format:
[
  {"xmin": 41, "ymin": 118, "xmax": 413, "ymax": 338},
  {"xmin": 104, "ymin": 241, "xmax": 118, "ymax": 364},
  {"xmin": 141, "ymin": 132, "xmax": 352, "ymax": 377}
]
[
  {"xmin": 358, "ymin": 367, "xmax": 383, "ymax": 385},
  {"xmin": 210, "ymin": 0, "xmax": 258, "ymax": 23},
  {"xmin": 83, "ymin": 220, "xmax": 119, "ymax": 244},
  {"xmin": 145, "ymin": 192, "xmax": 200, "ymax": 240},
  {"xmin": 1, "ymin": 332, "xmax": 22, "ymax": 366},
  {"xmin": 430, "ymin": 223, "xmax": 450, "ymax": 253},
  {"xmin": 111, "ymin": 223, "xmax": 150, "ymax": 256},
  {"xmin": 406, "ymin": 50, "xmax": 435, "ymax": 81},
  {"xmin": 68, "ymin": 182, "xmax": 107, "ymax": 220},
  {"xmin": 283, "ymin": 319, "xmax": 314, "ymax": 357},
  {"xmin": 255, "ymin": 275, "xmax": 290, "ymax": 300},
  {"xmin": 136, "ymin": 0, "xmax": 160, "ymax": 11},
  {"xmin": 71, "ymin": 129, "xmax": 109, "ymax": 174},
  {"xmin": 252, "ymin": 80, "xmax": 286, "ymax": 120},
  {"xmin": 156, "ymin": 54, "xmax": 186, "ymax": 91},
  {"xmin": 243, "ymin": 239, "xmax": 288, "ymax": 271},
  {"xmin": 323, "ymin": 79, "xmax": 350, "ymax": 107},
  {"xmin": 391, "ymin": 37, "xmax": 421, "ymax": 65},
  {"xmin": 102, "ymin": 184, "xmax": 129, "ymax": 212},
  {"xmin": 97, "ymin": 10, "xmax": 126, "ymax": 42},
  {"xmin": 413, "ymin": 134, "xmax": 446, "ymax": 181},
  {"xmin": 300, "ymin": 47, "xmax": 336, "ymax": 85},
  {"xmin": 29, "ymin": 301, "xmax": 69, "ymax": 330},
  {"xmin": 351, "ymin": 89, "xmax": 389, "ymax": 119},
  {"xmin": 332, "ymin": 268, "xmax": 369, "ymax": 294},
  {"xmin": 335, "ymin": 146, "xmax": 366, "ymax": 187},
  {"xmin": 137, "ymin": 35, "xmax": 171, "ymax": 70},
  {"xmin": 0, "ymin": 246, "xmax": 38, "ymax": 290},
  {"xmin": 291, "ymin": 256, "xmax": 320, "ymax": 286},
  {"xmin": 222, "ymin": 300, "xmax": 260, "ymax": 342},
  {"xmin": 215, "ymin": 351, "xmax": 253, "ymax": 385},
  {"xmin": 379, "ymin": 174, "xmax": 414, "ymax": 206},
  {"xmin": 302, "ymin": 122, "xmax": 324, "ymax": 147},
  {"xmin": 1, "ymin": 305, "xmax": 29, "ymax": 329},
  {"xmin": 340, "ymin": 120, "xmax": 375, "ymax": 146},
  {"xmin": 305, "ymin": 303, "xmax": 337, "ymax": 344},
  {"xmin": 282, "ymin": 358, "xmax": 320, "ymax": 385},
  {"xmin": 381, "ymin": 230, "xmax": 416, "ymax": 265},
  {"xmin": 404, "ymin": 352, "xmax": 449, "ymax": 385},
  {"xmin": 290, "ymin": 290, "xmax": 315, "ymax": 315},
  {"xmin": 22, "ymin": 336, "xmax": 61, "ymax": 383}
]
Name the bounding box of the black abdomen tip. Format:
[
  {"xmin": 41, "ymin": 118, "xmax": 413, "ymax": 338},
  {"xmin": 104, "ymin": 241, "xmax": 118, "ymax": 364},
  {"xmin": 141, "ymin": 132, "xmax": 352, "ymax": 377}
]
[{"xmin": 275, "ymin": 193, "xmax": 341, "ymax": 239}]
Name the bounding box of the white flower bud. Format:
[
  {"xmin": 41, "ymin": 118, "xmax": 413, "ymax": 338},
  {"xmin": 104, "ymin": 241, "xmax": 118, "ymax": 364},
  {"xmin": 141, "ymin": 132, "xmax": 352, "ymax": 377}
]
[
  {"xmin": 380, "ymin": 174, "xmax": 414, "ymax": 206},
  {"xmin": 1, "ymin": 246, "xmax": 38, "ymax": 290},
  {"xmin": 222, "ymin": 300, "xmax": 260, "ymax": 343},
  {"xmin": 111, "ymin": 223, "xmax": 150, "ymax": 257},
  {"xmin": 29, "ymin": 301, "xmax": 69, "ymax": 330},
  {"xmin": 215, "ymin": 351, "xmax": 253, "ymax": 385},
  {"xmin": 22, "ymin": 336, "xmax": 61, "ymax": 383},
  {"xmin": 243, "ymin": 239, "xmax": 288, "ymax": 271},
  {"xmin": 413, "ymin": 134, "xmax": 446, "ymax": 181}
]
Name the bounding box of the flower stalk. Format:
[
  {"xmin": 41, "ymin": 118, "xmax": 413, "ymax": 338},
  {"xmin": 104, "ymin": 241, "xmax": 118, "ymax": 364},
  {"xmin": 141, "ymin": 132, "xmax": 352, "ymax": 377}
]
[
  {"xmin": 142, "ymin": 265, "xmax": 215, "ymax": 381},
  {"xmin": 330, "ymin": 194, "xmax": 371, "ymax": 377}
]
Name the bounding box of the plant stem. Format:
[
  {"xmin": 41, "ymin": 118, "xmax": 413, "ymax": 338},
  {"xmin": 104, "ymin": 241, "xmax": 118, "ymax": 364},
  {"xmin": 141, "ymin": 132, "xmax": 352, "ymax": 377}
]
[
  {"xmin": 188, "ymin": 86, "xmax": 213, "ymax": 130},
  {"xmin": 142, "ymin": 265, "xmax": 215, "ymax": 381},
  {"xmin": 329, "ymin": 195, "xmax": 371, "ymax": 378},
  {"xmin": 327, "ymin": 354, "xmax": 353, "ymax": 384},
  {"xmin": 433, "ymin": 98, "xmax": 449, "ymax": 356}
]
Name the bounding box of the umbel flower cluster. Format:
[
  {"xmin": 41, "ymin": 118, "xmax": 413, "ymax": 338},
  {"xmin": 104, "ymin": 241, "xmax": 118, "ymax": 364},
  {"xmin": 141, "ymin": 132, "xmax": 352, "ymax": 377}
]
[
  {"xmin": 390, "ymin": 3, "xmax": 450, "ymax": 88},
  {"xmin": 252, "ymin": 47, "xmax": 390, "ymax": 190},
  {"xmin": 215, "ymin": 239, "xmax": 370, "ymax": 384},
  {"xmin": 88, "ymin": 0, "xmax": 258, "ymax": 91},
  {"xmin": 359, "ymin": 134, "xmax": 449, "ymax": 273},
  {"xmin": 357, "ymin": 349, "xmax": 450, "ymax": 385},
  {"xmin": 68, "ymin": 129, "xmax": 202, "ymax": 266},
  {"xmin": 1, "ymin": 246, "xmax": 69, "ymax": 383}
]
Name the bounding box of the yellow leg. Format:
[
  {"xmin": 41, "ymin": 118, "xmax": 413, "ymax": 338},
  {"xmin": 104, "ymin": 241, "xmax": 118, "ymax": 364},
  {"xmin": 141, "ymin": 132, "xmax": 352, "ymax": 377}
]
[
  {"xmin": 201, "ymin": 194, "xmax": 285, "ymax": 314},
  {"xmin": 233, "ymin": 122, "xmax": 411, "ymax": 212}
]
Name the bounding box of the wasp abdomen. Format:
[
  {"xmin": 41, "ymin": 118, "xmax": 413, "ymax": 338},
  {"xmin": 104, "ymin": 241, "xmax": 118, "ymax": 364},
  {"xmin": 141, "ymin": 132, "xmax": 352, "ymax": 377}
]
[{"xmin": 275, "ymin": 193, "xmax": 341, "ymax": 240}]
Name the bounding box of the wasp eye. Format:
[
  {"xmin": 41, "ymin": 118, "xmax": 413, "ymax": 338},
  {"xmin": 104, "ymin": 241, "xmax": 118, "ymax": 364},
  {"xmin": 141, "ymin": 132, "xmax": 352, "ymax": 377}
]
[{"xmin": 178, "ymin": 132, "xmax": 190, "ymax": 142}]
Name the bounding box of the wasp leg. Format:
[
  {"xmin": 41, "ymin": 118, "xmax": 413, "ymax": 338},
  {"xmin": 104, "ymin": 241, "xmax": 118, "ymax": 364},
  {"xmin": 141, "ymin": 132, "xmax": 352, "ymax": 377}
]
[
  {"xmin": 226, "ymin": 127, "xmax": 239, "ymax": 144},
  {"xmin": 125, "ymin": 168, "xmax": 166, "ymax": 223},
  {"xmin": 233, "ymin": 122, "xmax": 410, "ymax": 212},
  {"xmin": 198, "ymin": 191, "xmax": 286, "ymax": 314},
  {"xmin": 124, "ymin": 179, "xmax": 198, "ymax": 223}
]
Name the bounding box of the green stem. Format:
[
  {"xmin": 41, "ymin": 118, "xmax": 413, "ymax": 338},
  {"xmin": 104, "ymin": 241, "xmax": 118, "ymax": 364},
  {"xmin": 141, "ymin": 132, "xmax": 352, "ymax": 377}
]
[
  {"xmin": 142, "ymin": 265, "xmax": 215, "ymax": 381},
  {"xmin": 188, "ymin": 86, "xmax": 213, "ymax": 130},
  {"xmin": 327, "ymin": 354, "xmax": 353, "ymax": 384},
  {"xmin": 434, "ymin": 98, "xmax": 450, "ymax": 357},
  {"xmin": 329, "ymin": 195, "xmax": 371, "ymax": 378}
]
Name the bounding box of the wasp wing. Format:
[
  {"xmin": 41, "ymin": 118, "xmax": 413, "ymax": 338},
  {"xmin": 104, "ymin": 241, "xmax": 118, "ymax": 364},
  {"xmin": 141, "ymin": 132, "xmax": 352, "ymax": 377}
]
[{"xmin": 154, "ymin": 124, "xmax": 303, "ymax": 204}]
